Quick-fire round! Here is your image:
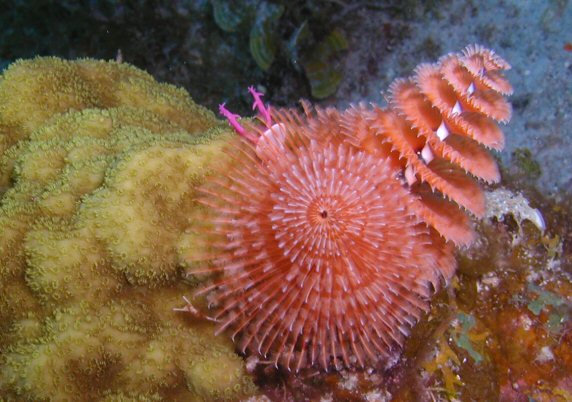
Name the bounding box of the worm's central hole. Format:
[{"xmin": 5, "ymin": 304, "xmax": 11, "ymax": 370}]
[{"xmin": 320, "ymin": 210, "xmax": 328, "ymax": 219}]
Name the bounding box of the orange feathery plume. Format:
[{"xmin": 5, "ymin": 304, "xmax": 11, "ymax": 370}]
[
  {"xmin": 384, "ymin": 45, "xmax": 512, "ymax": 244},
  {"xmin": 182, "ymin": 45, "xmax": 512, "ymax": 372}
]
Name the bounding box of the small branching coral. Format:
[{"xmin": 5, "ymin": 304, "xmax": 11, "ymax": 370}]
[{"xmin": 184, "ymin": 45, "xmax": 513, "ymax": 372}]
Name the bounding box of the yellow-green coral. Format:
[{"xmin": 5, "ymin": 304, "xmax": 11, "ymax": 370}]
[
  {"xmin": 0, "ymin": 57, "xmax": 215, "ymax": 156},
  {"xmin": 1, "ymin": 296, "xmax": 255, "ymax": 401},
  {"xmin": 0, "ymin": 57, "xmax": 256, "ymax": 401}
]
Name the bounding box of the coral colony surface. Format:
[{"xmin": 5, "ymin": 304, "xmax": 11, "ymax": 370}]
[
  {"xmin": 184, "ymin": 45, "xmax": 512, "ymax": 372},
  {"xmin": 0, "ymin": 57, "xmax": 257, "ymax": 401}
]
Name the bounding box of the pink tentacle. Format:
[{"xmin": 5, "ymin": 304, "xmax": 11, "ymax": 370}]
[
  {"xmin": 248, "ymin": 86, "xmax": 272, "ymax": 127},
  {"xmin": 219, "ymin": 103, "xmax": 259, "ymax": 144}
]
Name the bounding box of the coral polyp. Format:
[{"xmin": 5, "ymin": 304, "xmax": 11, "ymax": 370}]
[{"xmin": 187, "ymin": 45, "xmax": 512, "ymax": 372}]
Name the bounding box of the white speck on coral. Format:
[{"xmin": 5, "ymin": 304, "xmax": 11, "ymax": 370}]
[
  {"xmin": 525, "ymin": 276, "xmax": 544, "ymax": 293},
  {"xmin": 243, "ymin": 396, "xmax": 272, "ymax": 402},
  {"xmin": 520, "ymin": 314, "xmax": 533, "ymax": 331},
  {"xmin": 364, "ymin": 389, "xmax": 392, "ymax": 402},
  {"xmin": 485, "ymin": 188, "xmax": 546, "ymax": 232},
  {"xmin": 245, "ymin": 355, "xmax": 259, "ymax": 373},
  {"xmin": 480, "ymin": 273, "xmax": 500, "ymax": 288},
  {"xmin": 319, "ymin": 393, "xmax": 334, "ymax": 402},
  {"xmin": 535, "ymin": 346, "xmax": 554, "ymax": 363},
  {"xmin": 339, "ymin": 372, "xmax": 359, "ymax": 391}
]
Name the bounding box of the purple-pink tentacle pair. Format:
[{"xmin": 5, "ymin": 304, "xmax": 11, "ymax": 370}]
[{"xmin": 219, "ymin": 86, "xmax": 273, "ymax": 144}]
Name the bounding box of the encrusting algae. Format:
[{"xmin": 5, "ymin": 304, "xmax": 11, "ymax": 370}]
[{"xmin": 0, "ymin": 57, "xmax": 257, "ymax": 401}]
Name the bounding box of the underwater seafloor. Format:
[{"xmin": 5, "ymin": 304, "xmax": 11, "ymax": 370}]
[{"xmin": 0, "ymin": 1, "xmax": 571, "ymax": 401}]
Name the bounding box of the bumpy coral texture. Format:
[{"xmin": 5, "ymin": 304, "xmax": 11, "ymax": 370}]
[
  {"xmin": 0, "ymin": 57, "xmax": 257, "ymax": 401},
  {"xmin": 189, "ymin": 45, "xmax": 512, "ymax": 371}
]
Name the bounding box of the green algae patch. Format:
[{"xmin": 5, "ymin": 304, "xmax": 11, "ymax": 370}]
[
  {"xmin": 451, "ymin": 312, "xmax": 485, "ymax": 364},
  {"xmin": 512, "ymin": 147, "xmax": 542, "ymax": 180},
  {"xmin": 527, "ymin": 283, "xmax": 569, "ymax": 315}
]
